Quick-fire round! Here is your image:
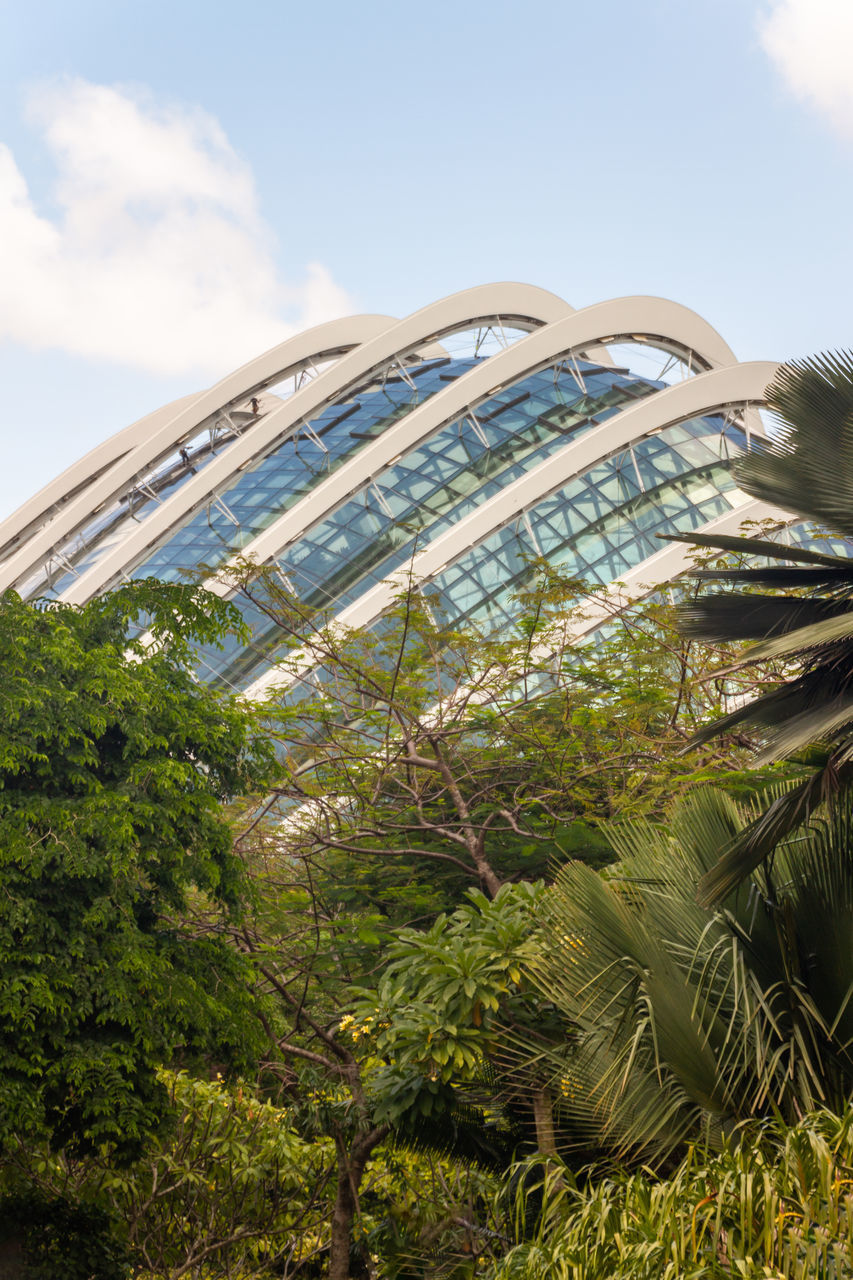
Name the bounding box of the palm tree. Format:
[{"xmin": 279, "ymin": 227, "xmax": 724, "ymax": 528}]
[
  {"xmin": 523, "ymin": 787, "xmax": 853, "ymax": 1167},
  {"xmin": 665, "ymin": 351, "xmax": 853, "ymax": 903}
]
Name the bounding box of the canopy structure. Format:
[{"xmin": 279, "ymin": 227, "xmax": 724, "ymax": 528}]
[{"xmin": 3, "ymin": 284, "xmax": 816, "ymax": 693}]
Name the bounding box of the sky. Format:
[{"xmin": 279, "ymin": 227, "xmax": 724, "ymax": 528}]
[{"xmin": 0, "ymin": 0, "xmax": 850, "ymax": 520}]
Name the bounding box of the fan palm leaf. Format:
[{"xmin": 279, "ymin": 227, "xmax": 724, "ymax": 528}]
[
  {"xmin": 660, "ymin": 352, "xmax": 853, "ymax": 900},
  {"xmin": 522, "ymin": 788, "xmax": 853, "ymax": 1166}
]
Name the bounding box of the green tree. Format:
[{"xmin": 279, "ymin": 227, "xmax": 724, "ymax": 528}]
[
  {"xmin": 0, "ymin": 583, "xmax": 274, "ymax": 1161},
  {"xmin": 666, "ymin": 352, "xmax": 853, "ymax": 901},
  {"xmin": 225, "ymin": 568, "xmax": 780, "ymax": 1277},
  {"xmin": 236, "ymin": 562, "xmax": 773, "ymax": 909},
  {"xmin": 348, "ymin": 883, "xmax": 561, "ymax": 1159}
]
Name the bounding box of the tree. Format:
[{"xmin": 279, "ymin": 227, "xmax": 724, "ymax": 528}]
[
  {"xmin": 233, "ymin": 560, "xmax": 775, "ymax": 905},
  {"xmin": 666, "ymin": 352, "xmax": 853, "ymax": 902},
  {"xmin": 0, "ymin": 583, "xmax": 275, "ymax": 1161},
  {"xmin": 349, "ymin": 882, "xmax": 555, "ymax": 1155},
  {"xmin": 524, "ymin": 787, "xmax": 853, "ymax": 1167},
  {"xmin": 222, "ymin": 566, "xmax": 782, "ymax": 1277}
]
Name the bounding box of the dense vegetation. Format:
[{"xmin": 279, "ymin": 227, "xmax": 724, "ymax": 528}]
[{"xmin": 2, "ymin": 352, "xmax": 853, "ymax": 1277}]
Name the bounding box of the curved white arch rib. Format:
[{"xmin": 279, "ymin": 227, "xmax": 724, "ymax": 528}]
[
  {"xmin": 49, "ymin": 284, "xmax": 577, "ymax": 604},
  {"xmin": 0, "ymin": 389, "xmax": 204, "ymax": 562},
  {"xmin": 59, "ymin": 294, "xmax": 746, "ymax": 607},
  {"xmin": 0, "ymin": 313, "xmax": 402, "ymax": 579},
  {"xmin": 9, "ymin": 284, "xmax": 576, "ymax": 599},
  {"xmin": 198, "ymin": 295, "xmax": 753, "ymax": 592},
  {"xmin": 241, "ymin": 359, "xmax": 778, "ymax": 701}
]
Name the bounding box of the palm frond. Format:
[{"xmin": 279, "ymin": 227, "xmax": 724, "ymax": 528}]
[
  {"xmin": 520, "ymin": 789, "xmax": 853, "ymax": 1165},
  {"xmin": 663, "ymin": 354, "xmax": 853, "ymax": 882},
  {"xmin": 690, "ymin": 566, "xmax": 853, "ymax": 587},
  {"xmin": 678, "ymin": 593, "xmax": 852, "ymax": 643},
  {"xmin": 659, "ymin": 529, "xmax": 852, "ymax": 568},
  {"xmin": 741, "ymin": 609, "xmax": 853, "ymax": 662},
  {"xmin": 684, "ymin": 667, "xmax": 841, "ymax": 750},
  {"xmin": 697, "ymin": 760, "xmax": 853, "ymax": 905},
  {"xmin": 737, "ymin": 351, "xmax": 853, "ymax": 535},
  {"xmin": 752, "ymin": 696, "xmax": 853, "ymax": 765}
]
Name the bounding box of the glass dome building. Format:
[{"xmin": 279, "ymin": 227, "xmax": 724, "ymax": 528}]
[{"xmin": 0, "ymin": 284, "xmax": 793, "ymax": 694}]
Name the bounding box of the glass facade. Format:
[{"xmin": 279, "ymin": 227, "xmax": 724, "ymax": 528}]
[
  {"xmin": 244, "ymin": 362, "xmax": 661, "ymax": 613},
  {"xmin": 25, "ymin": 353, "xmax": 475, "ymax": 599},
  {"xmin": 21, "ymin": 410, "xmax": 251, "ymax": 600},
  {"xmin": 189, "ymin": 413, "xmax": 744, "ymax": 692},
  {"xmin": 25, "ymin": 323, "xmax": 533, "ymax": 601},
  {"xmin": 15, "ymin": 330, "xmax": 764, "ymax": 697},
  {"xmin": 131, "ymin": 357, "xmax": 469, "ymax": 584}
]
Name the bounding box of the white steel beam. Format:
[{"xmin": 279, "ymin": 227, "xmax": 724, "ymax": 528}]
[
  {"xmin": 199, "ymin": 295, "xmax": 752, "ymax": 591},
  {"xmin": 240, "ymin": 359, "xmax": 778, "ymax": 699},
  {"xmin": 0, "ymin": 314, "xmax": 400, "ymax": 577},
  {"xmin": 60, "ymin": 294, "xmax": 744, "ymax": 605},
  {"xmin": 241, "ymin": 494, "xmax": 790, "ymax": 704},
  {"xmin": 50, "ymin": 284, "xmax": 578, "ymax": 602}
]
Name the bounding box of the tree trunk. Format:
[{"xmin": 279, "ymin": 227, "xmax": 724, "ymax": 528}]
[
  {"xmin": 532, "ymin": 1087, "xmax": 557, "ymax": 1156},
  {"xmin": 328, "ymin": 1125, "xmax": 389, "ymax": 1280},
  {"xmin": 328, "ymin": 1146, "xmax": 359, "ymax": 1280},
  {"xmin": 0, "ymin": 1236, "xmax": 25, "ymax": 1280}
]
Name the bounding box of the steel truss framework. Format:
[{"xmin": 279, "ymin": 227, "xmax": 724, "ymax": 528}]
[{"xmin": 5, "ymin": 284, "xmax": 801, "ymax": 695}]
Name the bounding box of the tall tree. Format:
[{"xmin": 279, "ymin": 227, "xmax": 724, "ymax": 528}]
[
  {"xmin": 0, "ymin": 583, "xmax": 275, "ymax": 1161},
  {"xmin": 225, "ymin": 566, "xmax": 780, "ymax": 1277},
  {"xmin": 235, "ymin": 562, "xmax": 771, "ymax": 904}
]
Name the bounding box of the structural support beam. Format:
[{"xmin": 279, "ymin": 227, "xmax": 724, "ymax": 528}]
[
  {"xmin": 242, "ymin": 495, "xmax": 793, "ymax": 703},
  {"xmin": 240, "ymin": 363, "xmax": 778, "ymax": 701},
  {"xmin": 202, "ymin": 295, "xmax": 752, "ymax": 590},
  {"xmin": 60, "ymin": 294, "xmax": 747, "ymax": 604},
  {"xmin": 4, "ymin": 283, "xmax": 580, "ymax": 596},
  {"xmin": 0, "ymin": 314, "xmax": 401, "ymax": 576}
]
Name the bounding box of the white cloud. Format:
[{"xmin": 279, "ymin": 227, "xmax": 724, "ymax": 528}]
[
  {"xmin": 0, "ymin": 79, "xmax": 353, "ymax": 376},
  {"xmin": 758, "ymin": 0, "xmax": 853, "ymax": 138}
]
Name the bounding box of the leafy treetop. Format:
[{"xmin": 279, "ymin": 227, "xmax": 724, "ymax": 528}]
[{"xmin": 0, "ymin": 582, "xmax": 275, "ymax": 1158}]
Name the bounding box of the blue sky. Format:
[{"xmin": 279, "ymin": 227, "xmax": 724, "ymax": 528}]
[{"xmin": 0, "ymin": 0, "xmax": 850, "ymax": 519}]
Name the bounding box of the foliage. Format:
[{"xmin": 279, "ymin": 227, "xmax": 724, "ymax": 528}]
[
  {"xmin": 0, "ymin": 582, "xmax": 275, "ymax": 1158},
  {"xmin": 221, "ymin": 565, "xmax": 799, "ymax": 1275},
  {"xmin": 348, "ymin": 882, "xmax": 563, "ymax": 1174},
  {"xmin": 352, "ymin": 885, "xmax": 540, "ymax": 1091},
  {"xmin": 667, "ymin": 352, "xmax": 853, "ymax": 901},
  {"xmin": 0, "ymin": 565, "xmax": 802, "ymax": 1275},
  {"xmin": 488, "ymin": 1108, "xmax": 853, "ymax": 1280},
  {"xmin": 234, "ymin": 561, "xmax": 782, "ymax": 914},
  {"xmin": 525, "ymin": 787, "xmax": 853, "ymax": 1166},
  {"xmin": 2, "ymin": 1071, "xmax": 502, "ymax": 1280},
  {"xmin": 101, "ymin": 1070, "xmax": 332, "ymax": 1277},
  {"xmin": 0, "ymin": 1190, "xmax": 131, "ymax": 1279}
]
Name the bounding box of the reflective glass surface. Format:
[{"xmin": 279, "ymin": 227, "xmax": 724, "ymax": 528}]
[
  {"xmin": 24, "ymin": 415, "xmax": 251, "ymax": 600},
  {"xmin": 192, "ymin": 413, "xmax": 743, "ymax": 691},
  {"xmin": 427, "ymin": 420, "xmax": 740, "ymax": 635},
  {"xmin": 130, "ymin": 357, "xmax": 468, "ymax": 584},
  {"xmin": 266, "ymin": 362, "xmax": 660, "ymax": 613},
  {"xmin": 27, "ymin": 356, "xmax": 466, "ymax": 599}
]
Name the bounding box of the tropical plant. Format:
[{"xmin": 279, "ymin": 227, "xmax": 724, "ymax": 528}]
[
  {"xmin": 667, "ymin": 352, "xmax": 853, "ymax": 902},
  {"xmin": 524, "ymin": 786, "xmax": 853, "ymax": 1166},
  {"xmin": 0, "ymin": 582, "xmax": 275, "ymax": 1162},
  {"xmin": 348, "ymin": 882, "xmax": 564, "ymax": 1162},
  {"xmin": 487, "ymin": 1107, "xmax": 853, "ymax": 1280},
  {"xmin": 223, "ymin": 566, "xmax": 792, "ymax": 1277},
  {"xmin": 1, "ymin": 1069, "xmax": 503, "ymax": 1280},
  {"xmin": 91, "ymin": 1070, "xmax": 332, "ymax": 1278}
]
